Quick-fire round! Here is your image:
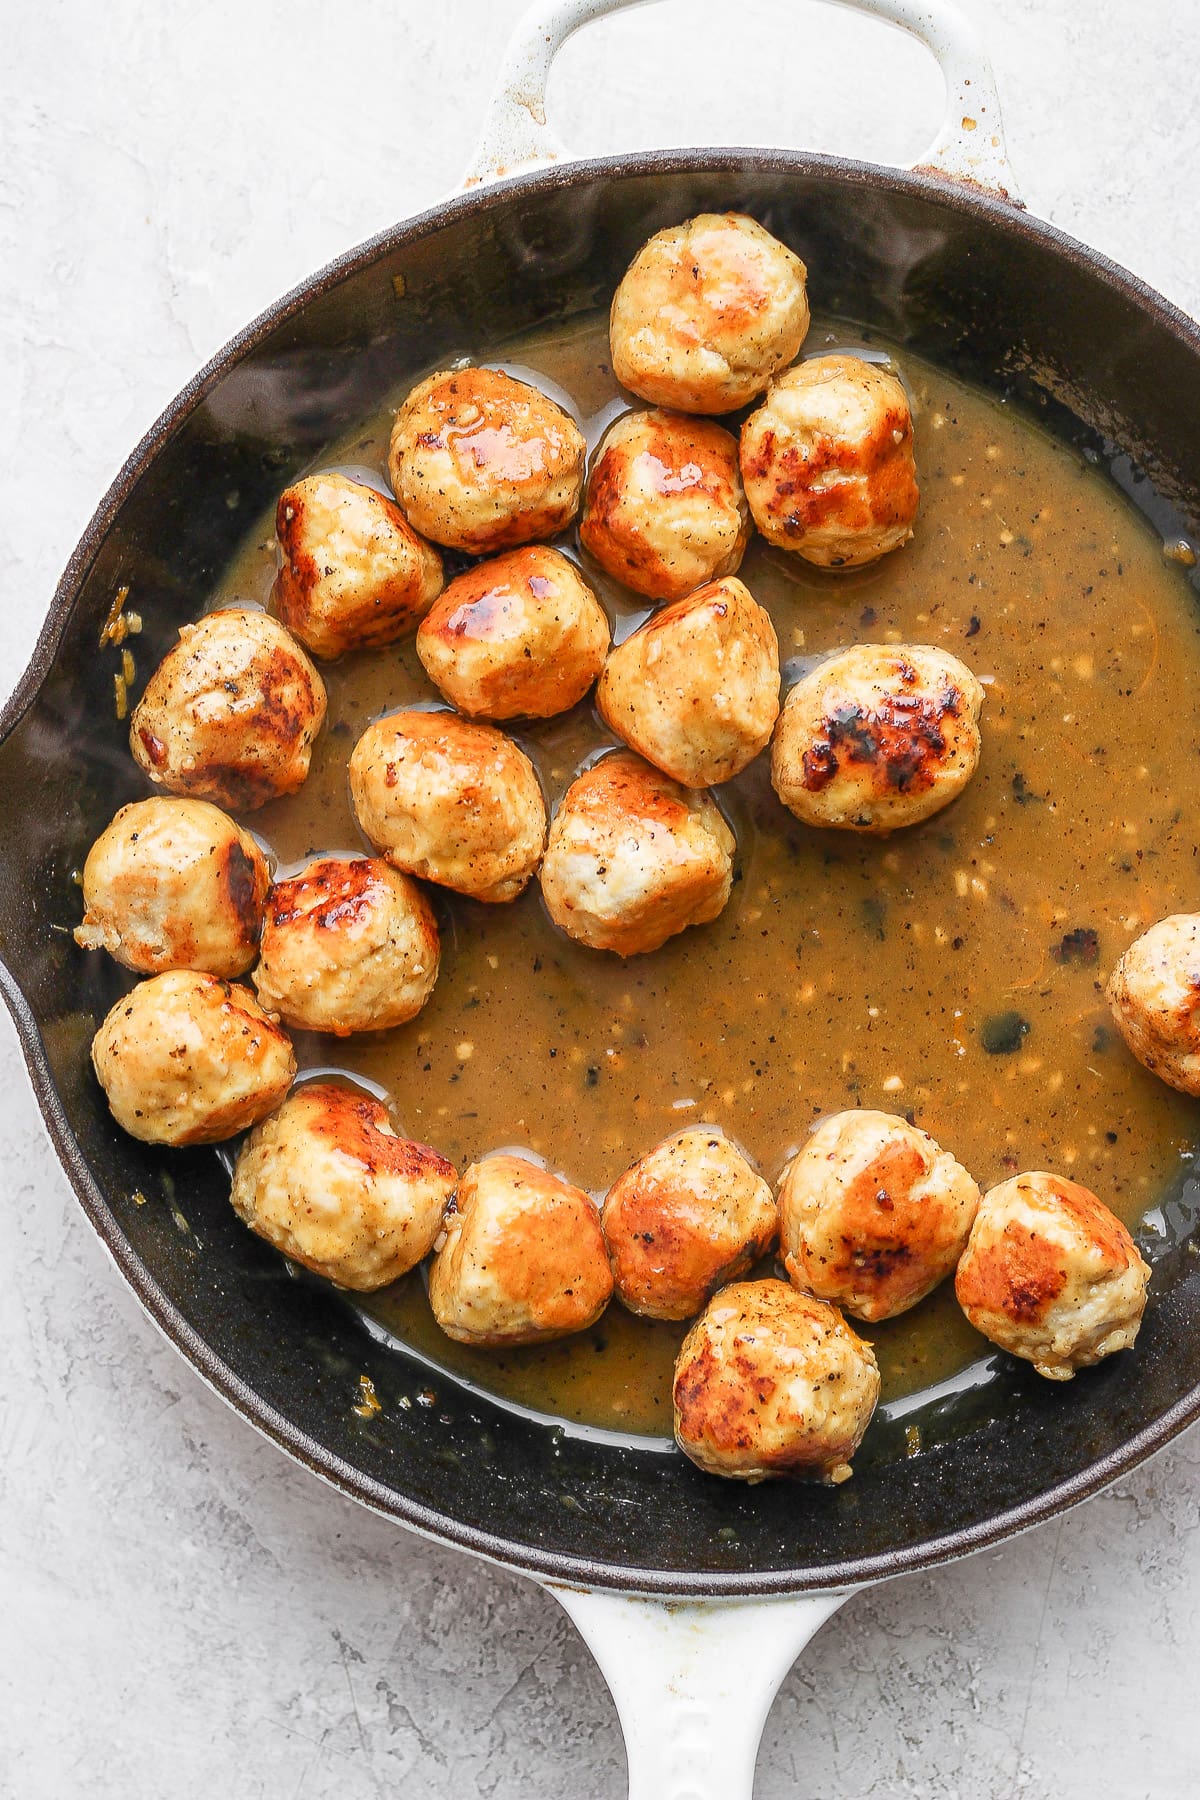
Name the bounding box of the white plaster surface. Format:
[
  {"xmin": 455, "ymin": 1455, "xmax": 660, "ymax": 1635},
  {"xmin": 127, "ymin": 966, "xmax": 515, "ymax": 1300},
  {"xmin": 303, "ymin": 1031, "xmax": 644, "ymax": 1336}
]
[{"xmin": 3, "ymin": 1, "xmax": 1200, "ymax": 1793}]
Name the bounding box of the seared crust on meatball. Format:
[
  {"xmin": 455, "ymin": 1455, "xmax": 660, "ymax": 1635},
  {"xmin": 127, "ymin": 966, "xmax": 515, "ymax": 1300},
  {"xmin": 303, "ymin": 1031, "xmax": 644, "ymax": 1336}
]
[
  {"xmin": 772, "ymin": 643, "xmax": 984, "ymax": 833},
  {"xmin": 349, "ymin": 709, "xmax": 546, "ymax": 903},
  {"xmin": 129, "ymin": 608, "xmax": 327, "ymax": 811},
  {"xmin": 387, "ymin": 367, "xmax": 585, "ymax": 553},
  {"xmin": 428, "ymin": 1154, "xmax": 613, "ymax": 1346},
  {"xmin": 251, "ymin": 857, "xmax": 439, "ymax": 1035},
  {"xmin": 75, "ymin": 797, "xmax": 269, "ymax": 978},
  {"xmin": 91, "ymin": 970, "xmax": 295, "ymax": 1146},
  {"xmin": 579, "ymin": 409, "xmax": 749, "ymax": 602},
  {"xmin": 955, "ymin": 1172, "xmax": 1150, "ymax": 1380},
  {"xmin": 230, "ymin": 1081, "xmax": 457, "ymax": 1290},
  {"xmin": 778, "ymin": 1110, "xmax": 980, "ymax": 1322},
  {"xmin": 540, "ymin": 751, "xmax": 735, "ymax": 956},
  {"xmin": 673, "ymin": 1279, "xmax": 880, "ymax": 1483},
  {"xmin": 610, "ymin": 213, "xmax": 809, "ymax": 414},
  {"xmin": 416, "ymin": 545, "xmax": 609, "ymax": 720},
  {"xmin": 596, "ymin": 576, "xmax": 779, "ymax": 786},
  {"xmin": 273, "ymin": 472, "xmax": 443, "ymax": 659},
  {"xmin": 1106, "ymin": 914, "xmax": 1200, "ymax": 1095},
  {"xmin": 602, "ymin": 1127, "xmax": 777, "ymax": 1320},
  {"xmin": 740, "ymin": 355, "xmax": 919, "ymax": 567}
]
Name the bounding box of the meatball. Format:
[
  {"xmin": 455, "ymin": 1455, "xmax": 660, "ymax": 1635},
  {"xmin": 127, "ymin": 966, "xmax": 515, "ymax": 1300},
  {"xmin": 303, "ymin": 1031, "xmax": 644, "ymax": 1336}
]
[
  {"xmin": 273, "ymin": 471, "xmax": 443, "ymax": 659},
  {"xmin": 540, "ymin": 751, "xmax": 735, "ymax": 956},
  {"xmin": 673, "ymin": 1279, "xmax": 880, "ymax": 1483},
  {"xmin": 740, "ymin": 354, "xmax": 919, "ymax": 567},
  {"xmin": 596, "ymin": 576, "xmax": 779, "ymax": 787},
  {"xmin": 772, "ymin": 643, "xmax": 984, "ymax": 833},
  {"xmin": 602, "ymin": 1127, "xmax": 777, "ymax": 1321},
  {"xmin": 251, "ymin": 857, "xmax": 439, "ymax": 1035},
  {"xmin": 1106, "ymin": 914, "xmax": 1200, "ymax": 1095},
  {"xmin": 74, "ymin": 797, "xmax": 269, "ymax": 978},
  {"xmin": 955, "ymin": 1172, "xmax": 1151, "ymax": 1381},
  {"xmin": 610, "ymin": 213, "xmax": 809, "ymax": 415},
  {"xmin": 579, "ymin": 409, "xmax": 749, "ymax": 602},
  {"xmin": 91, "ymin": 971, "xmax": 295, "ymax": 1146},
  {"xmin": 349, "ymin": 709, "xmax": 546, "ymax": 903},
  {"xmin": 129, "ymin": 608, "xmax": 326, "ymax": 811},
  {"xmin": 387, "ymin": 367, "xmax": 585, "ymax": 553},
  {"xmin": 230, "ymin": 1082, "xmax": 456, "ymax": 1290},
  {"xmin": 415, "ymin": 545, "xmax": 609, "ymax": 720},
  {"xmin": 778, "ymin": 1110, "xmax": 980, "ymax": 1322},
  {"xmin": 428, "ymin": 1154, "xmax": 613, "ymax": 1346}
]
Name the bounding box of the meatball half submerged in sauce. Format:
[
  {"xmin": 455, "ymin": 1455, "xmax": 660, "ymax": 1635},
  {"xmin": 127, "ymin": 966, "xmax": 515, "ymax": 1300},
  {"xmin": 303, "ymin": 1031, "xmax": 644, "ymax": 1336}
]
[
  {"xmin": 610, "ymin": 212, "xmax": 810, "ymax": 414},
  {"xmin": 673, "ymin": 1280, "xmax": 880, "ymax": 1483},
  {"xmin": 772, "ymin": 643, "xmax": 984, "ymax": 832},
  {"xmin": 75, "ymin": 796, "xmax": 270, "ymax": 978},
  {"xmin": 955, "ymin": 1172, "xmax": 1151, "ymax": 1381},
  {"xmin": 231, "ymin": 1082, "xmax": 457, "ymax": 1291},
  {"xmin": 778, "ymin": 1110, "xmax": 980, "ymax": 1322},
  {"xmin": 540, "ymin": 750, "xmax": 735, "ymax": 956},
  {"xmin": 1106, "ymin": 914, "xmax": 1200, "ymax": 1095},
  {"xmin": 429, "ymin": 1155, "xmax": 613, "ymax": 1346},
  {"xmin": 740, "ymin": 354, "xmax": 919, "ymax": 568}
]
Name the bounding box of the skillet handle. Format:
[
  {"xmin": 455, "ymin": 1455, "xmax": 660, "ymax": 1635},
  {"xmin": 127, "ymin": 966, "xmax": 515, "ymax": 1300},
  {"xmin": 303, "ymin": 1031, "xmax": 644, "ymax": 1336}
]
[
  {"xmin": 462, "ymin": 0, "xmax": 1018, "ymax": 200},
  {"xmin": 545, "ymin": 1582, "xmax": 854, "ymax": 1800}
]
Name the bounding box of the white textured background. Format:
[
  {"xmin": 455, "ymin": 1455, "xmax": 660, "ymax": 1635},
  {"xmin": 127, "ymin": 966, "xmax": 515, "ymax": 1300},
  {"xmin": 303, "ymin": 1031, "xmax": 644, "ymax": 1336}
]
[{"xmin": 4, "ymin": 2, "xmax": 1200, "ymax": 1794}]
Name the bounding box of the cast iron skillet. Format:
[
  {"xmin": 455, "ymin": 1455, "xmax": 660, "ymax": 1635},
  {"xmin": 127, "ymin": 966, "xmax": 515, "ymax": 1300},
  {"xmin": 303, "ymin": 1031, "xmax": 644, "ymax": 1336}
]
[{"xmin": 4, "ymin": 0, "xmax": 1200, "ymax": 1784}]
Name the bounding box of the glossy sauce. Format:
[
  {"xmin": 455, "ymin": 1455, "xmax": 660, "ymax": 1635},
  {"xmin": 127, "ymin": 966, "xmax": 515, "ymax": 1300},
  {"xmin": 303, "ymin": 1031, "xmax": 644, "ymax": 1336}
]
[{"xmin": 213, "ymin": 314, "xmax": 1200, "ymax": 1438}]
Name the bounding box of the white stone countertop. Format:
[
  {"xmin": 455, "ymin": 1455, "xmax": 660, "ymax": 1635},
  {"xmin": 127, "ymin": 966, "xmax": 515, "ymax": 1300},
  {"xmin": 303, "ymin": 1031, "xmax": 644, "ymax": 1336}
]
[{"xmin": 3, "ymin": 1, "xmax": 1200, "ymax": 1793}]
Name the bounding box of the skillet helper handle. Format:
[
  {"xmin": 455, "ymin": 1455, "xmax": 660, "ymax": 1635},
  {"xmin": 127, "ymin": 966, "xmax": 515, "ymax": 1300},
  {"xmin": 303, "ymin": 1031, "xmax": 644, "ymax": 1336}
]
[
  {"xmin": 547, "ymin": 1584, "xmax": 851, "ymax": 1800},
  {"xmin": 463, "ymin": 0, "xmax": 1019, "ymax": 201}
]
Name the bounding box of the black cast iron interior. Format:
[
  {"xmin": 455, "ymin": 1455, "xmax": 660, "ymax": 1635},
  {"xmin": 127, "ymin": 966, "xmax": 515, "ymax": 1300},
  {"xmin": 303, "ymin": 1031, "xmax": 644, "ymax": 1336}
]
[{"xmin": 5, "ymin": 151, "xmax": 1200, "ymax": 1597}]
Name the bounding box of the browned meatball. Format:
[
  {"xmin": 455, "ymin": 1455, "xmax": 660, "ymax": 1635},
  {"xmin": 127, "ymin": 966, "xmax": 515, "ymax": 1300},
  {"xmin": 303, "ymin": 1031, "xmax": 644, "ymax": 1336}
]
[
  {"xmin": 602, "ymin": 1127, "xmax": 777, "ymax": 1320},
  {"xmin": 740, "ymin": 354, "xmax": 919, "ymax": 567},
  {"xmin": 428, "ymin": 1154, "xmax": 613, "ymax": 1345},
  {"xmin": 387, "ymin": 367, "xmax": 585, "ymax": 553},
  {"xmin": 273, "ymin": 472, "xmax": 443, "ymax": 658},
  {"xmin": 673, "ymin": 1280, "xmax": 880, "ymax": 1483},
  {"xmin": 771, "ymin": 644, "xmax": 984, "ymax": 833},
  {"xmin": 415, "ymin": 545, "xmax": 609, "ymax": 719},
  {"xmin": 540, "ymin": 751, "xmax": 735, "ymax": 956},
  {"xmin": 251, "ymin": 857, "xmax": 439, "ymax": 1035},
  {"xmin": 955, "ymin": 1172, "xmax": 1151, "ymax": 1380},
  {"xmin": 579, "ymin": 409, "xmax": 749, "ymax": 601},
  {"xmin": 349, "ymin": 709, "xmax": 546, "ymax": 903},
  {"xmin": 129, "ymin": 608, "xmax": 326, "ymax": 811},
  {"xmin": 1106, "ymin": 915, "xmax": 1200, "ymax": 1095},
  {"xmin": 596, "ymin": 576, "xmax": 780, "ymax": 786}
]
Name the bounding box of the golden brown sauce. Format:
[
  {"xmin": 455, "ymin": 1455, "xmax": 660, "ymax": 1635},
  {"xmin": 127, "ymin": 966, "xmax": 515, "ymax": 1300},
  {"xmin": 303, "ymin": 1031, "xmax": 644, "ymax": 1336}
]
[{"xmin": 214, "ymin": 314, "xmax": 1200, "ymax": 1438}]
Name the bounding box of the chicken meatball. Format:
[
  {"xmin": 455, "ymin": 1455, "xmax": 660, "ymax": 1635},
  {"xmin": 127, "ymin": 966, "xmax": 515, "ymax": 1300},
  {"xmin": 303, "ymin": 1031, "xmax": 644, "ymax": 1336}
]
[
  {"xmin": 129, "ymin": 608, "xmax": 326, "ymax": 811},
  {"xmin": 740, "ymin": 354, "xmax": 919, "ymax": 567},
  {"xmin": 74, "ymin": 797, "xmax": 269, "ymax": 978},
  {"xmin": 772, "ymin": 643, "xmax": 984, "ymax": 833},
  {"xmin": 955, "ymin": 1172, "xmax": 1151, "ymax": 1381},
  {"xmin": 91, "ymin": 971, "xmax": 295, "ymax": 1146},
  {"xmin": 602, "ymin": 1127, "xmax": 777, "ymax": 1321},
  {"xmin": 673, "ymin": 1279, "xmax": 880, "ymax": 1483},
  {"xmin": 579, "ymin": 409, "xmax": 749, "ymax": 602},
  {"xmin": 387, "ymin": 367, "xmax": 585, "ymax": 553},
  {"xmin": 1106, "ymin": 914, "xmax": 1200, "ymax": 1095},
  {"xmin": 540, "ymin": 751, "xmax": 735, "ymax": 956},
  {"xmin": 349, "ymin": 709, "xmax": 546, "ymax": 903},
  {"xmin": 596, "ymin": 577, "xmax": 779, "ymax": 786},
  {"xmin": 610, "ymin": 213, "xmax": 809, "ymax": 415},
  {"xmin": 251, "ymin": 857, "xmax": 439, "ymax": 1035},
  {"xmin": 415, "ymin": 545, "xmax": 609, "ymax": 720},
  {"xmin": 428, "ymin": 1154, "xmax": 613, "ymax": 1346},
  {"xmin": 230, "ymin": 1082, "xmax": 456, "ymax": 1290},
  {"xmin": 778, "ymin": 1110, "xmax": 980, "ymax": 1322},
  {"xmin": 273, "ymin": 471, "xmax": 443, "ymax": 659}
]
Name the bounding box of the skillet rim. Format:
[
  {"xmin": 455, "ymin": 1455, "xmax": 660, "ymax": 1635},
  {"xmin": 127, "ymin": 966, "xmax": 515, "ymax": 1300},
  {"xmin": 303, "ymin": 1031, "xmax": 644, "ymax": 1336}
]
[{"xmin": 5, "ymin": 145, "xmax": 1200, "ymax": 1598}]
